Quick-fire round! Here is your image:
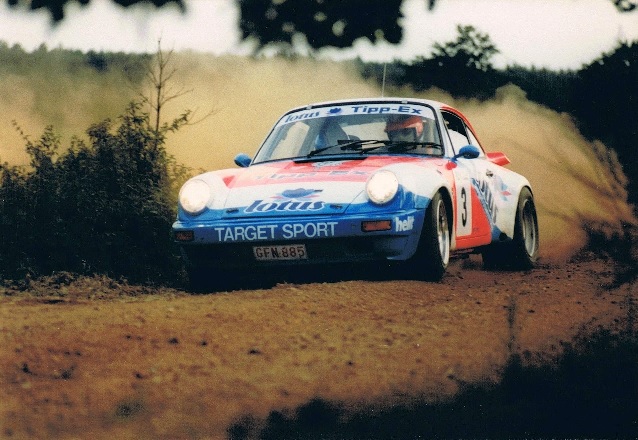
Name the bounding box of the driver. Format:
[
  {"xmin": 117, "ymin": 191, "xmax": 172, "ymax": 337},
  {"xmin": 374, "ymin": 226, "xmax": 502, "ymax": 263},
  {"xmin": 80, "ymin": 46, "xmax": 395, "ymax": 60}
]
[
  {"xmin": 385, "ymin": 115, "xmax": 425, "ymax": 142},
  {"xmin": 385, "ymin": 115, "xmax": 441, "ymax": 155}
]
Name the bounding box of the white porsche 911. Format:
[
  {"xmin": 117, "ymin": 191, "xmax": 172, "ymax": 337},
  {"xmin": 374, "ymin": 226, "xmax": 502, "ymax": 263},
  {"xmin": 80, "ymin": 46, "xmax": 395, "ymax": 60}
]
[{"xmin": 173, "ymin": 98, "xmax": 539, "ymax": 288}]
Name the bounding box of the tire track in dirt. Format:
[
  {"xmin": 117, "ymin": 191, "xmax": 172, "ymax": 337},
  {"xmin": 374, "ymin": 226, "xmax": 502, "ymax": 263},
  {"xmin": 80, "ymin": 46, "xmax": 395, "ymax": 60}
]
[{"xmin": 0, "ymin": 254, "xmax": 631, "ymax": 439}]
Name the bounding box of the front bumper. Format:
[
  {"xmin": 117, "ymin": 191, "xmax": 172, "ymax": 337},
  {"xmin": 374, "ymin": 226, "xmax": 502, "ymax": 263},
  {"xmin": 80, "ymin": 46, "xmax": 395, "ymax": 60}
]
[{"xmin": 173, "ymin": 210, "xmax": 425, "ymax": 268}]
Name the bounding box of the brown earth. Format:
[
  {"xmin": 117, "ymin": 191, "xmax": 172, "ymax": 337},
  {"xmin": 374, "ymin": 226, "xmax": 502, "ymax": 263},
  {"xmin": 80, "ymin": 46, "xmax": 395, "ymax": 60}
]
[{"xmin": 0, "ymin": 253, "xmax": 634, "ymax": 440}]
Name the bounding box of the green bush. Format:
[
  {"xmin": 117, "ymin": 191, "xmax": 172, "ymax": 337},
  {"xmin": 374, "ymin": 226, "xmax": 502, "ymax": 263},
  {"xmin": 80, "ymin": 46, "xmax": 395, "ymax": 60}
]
[{"xmin": 0, "ymin": 102, "xmax": 189, "ymax": 284}]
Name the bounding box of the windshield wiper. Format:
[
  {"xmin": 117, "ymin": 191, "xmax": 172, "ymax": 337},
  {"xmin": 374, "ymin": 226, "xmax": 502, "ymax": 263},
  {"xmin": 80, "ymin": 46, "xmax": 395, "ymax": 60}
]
[
  {"xmin": 305, "ymin": 139, "xmax": 386, "ymax": 157},
  {"xmin": 303, "ymin": 139, "xmax": 444, "ymax": 159},
  {"xmin": 386, "ymin": 141, "xmax": 443, "ymax": 153}
]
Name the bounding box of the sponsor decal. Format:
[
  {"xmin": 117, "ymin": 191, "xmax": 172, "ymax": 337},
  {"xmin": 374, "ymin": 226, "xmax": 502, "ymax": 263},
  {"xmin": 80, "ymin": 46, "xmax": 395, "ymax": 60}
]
[
  {"xmin": 245, "ymin": 200, "xmax": 324, "ymax": 213},
  {"xmin": 473, "ymin": 176, "xmax": 510, "ymax": 224},
  {"xmin": 350, "ymin": 105, "xmax": 422, "ymax": 115},
  {"xmin": 474, "ymin": 178, "xmax": 497, "ymax": 222},
  {"xmin": 277, "ymin": 188, "xmax": 322, "ymax": 198},
  {"xmin": 494, "ymin": 176, "xmax": 512, "ymax": 199},
  {"xmin": 282, "ymin": 222, "xmax": 338, "ymax": 239},
  {"xmin": 278, "ymin": 104, "xmax": 426, "ymax": 126},
  {"xmin": 214, "ymin": 221, "xmax": 338, "ymax": 242},
  {"xmin": 245, "ymin": 188, "xmax": 325, "ymax": 213},
  {"xmin": 252, "ymin": 170, "xmax": 368, "ymax": 180},
  {"xmin": 395, "ymin": 215, "xmax": 415, "ymax": 232},
  {"xmin": 283, "ymin": 111, "xmax": 321, "ymax": 124},
  {"xmin": 215, "ymin": 225, "xmax": 277, "ymax": 242},
  {"xmin": 312, "ymin": 161, "xmax": 345, "ymax": 168}
]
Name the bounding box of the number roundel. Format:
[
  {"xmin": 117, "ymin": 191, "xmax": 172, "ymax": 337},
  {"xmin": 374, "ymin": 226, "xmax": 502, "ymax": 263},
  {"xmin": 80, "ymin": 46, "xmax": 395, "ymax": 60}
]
[
  {"xmin": 461, "ymin": 187, "xmax": 468, "ymax": 227},
  {"xmin": 456, "ymin": 182, "xmax": 472, "ymax": 237}
]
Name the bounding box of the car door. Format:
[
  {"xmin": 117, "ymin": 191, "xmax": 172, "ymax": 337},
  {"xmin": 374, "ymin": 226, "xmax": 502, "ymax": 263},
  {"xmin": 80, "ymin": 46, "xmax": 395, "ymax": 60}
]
[{"xmin": 441, "ymin": 111, "xmax": 493, "ymax": 249}]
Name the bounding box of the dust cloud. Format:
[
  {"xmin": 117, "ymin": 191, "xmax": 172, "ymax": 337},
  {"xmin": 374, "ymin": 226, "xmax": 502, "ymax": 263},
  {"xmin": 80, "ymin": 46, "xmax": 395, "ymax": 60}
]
[
  {"xmin": 0, "ymin": 67, "xmax": 133, "ymax": 165},
  {"xmin": 163, "ymin": 55, "xmax": 634, "ymax": 262},
  {"xmin": 0, "ymin": 74, "xmax": 47, "ymax": 165},
  {"xmin": 162, "ymin": 54, "xmax": 382, "ymax": 171},
  {"xmin": 0, "ymin": 53, "xmax": 633, "ymax": 262},
  {"xmin": 428, "ymin": 85, "xmax": 635, "ymax": 262}
]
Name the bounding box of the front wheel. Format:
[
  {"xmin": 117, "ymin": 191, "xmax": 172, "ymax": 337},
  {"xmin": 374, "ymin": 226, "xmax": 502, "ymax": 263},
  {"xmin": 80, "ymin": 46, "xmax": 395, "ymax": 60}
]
[
  {"xmin": 187, "ymin": 266, "xmax": 241, "ymax": 293},
  {"xmin": 406, "ymin": 191, "xmax": 450, "ymax": 281},
  {"xmin": 482, "ymin": 187, "xmax": 539, "ymax": 270}
]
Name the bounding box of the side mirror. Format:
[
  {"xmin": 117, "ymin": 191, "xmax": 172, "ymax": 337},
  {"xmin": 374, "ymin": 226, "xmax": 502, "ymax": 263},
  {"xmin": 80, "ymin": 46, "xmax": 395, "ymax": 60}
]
[
  {"xmin": 452, "ymin": 145, "xmax": 481, "ymax": 161},
  {"xmin": 234, "ymin": 153, "xmax": 252, "ymax": 168}
]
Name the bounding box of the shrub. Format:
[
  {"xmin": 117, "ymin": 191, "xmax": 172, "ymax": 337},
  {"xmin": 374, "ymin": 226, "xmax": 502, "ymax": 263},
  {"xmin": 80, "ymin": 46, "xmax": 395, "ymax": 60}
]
[{"xmin": 0, "ymin": 102, "xmax": 189, "ymax": 284}]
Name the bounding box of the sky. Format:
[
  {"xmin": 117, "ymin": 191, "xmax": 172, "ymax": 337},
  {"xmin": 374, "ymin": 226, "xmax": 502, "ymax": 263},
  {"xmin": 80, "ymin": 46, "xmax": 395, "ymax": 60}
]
[{"xmin": 0, "ymin": 0, "xmax": 637, "ymax": 69}]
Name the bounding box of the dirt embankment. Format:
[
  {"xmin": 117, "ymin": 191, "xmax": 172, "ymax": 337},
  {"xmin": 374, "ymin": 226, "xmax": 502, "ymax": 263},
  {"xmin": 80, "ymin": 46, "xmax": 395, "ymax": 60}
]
[{"xmin": 1, "ymin": 253, "xmax": 634, "ymax": 439}]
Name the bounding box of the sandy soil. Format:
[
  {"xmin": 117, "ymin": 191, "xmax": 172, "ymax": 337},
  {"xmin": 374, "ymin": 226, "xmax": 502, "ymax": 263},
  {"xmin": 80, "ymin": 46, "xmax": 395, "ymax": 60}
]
[{"xmin": 0, "ymin": 253, "xmax": 633, "ymax": 439}]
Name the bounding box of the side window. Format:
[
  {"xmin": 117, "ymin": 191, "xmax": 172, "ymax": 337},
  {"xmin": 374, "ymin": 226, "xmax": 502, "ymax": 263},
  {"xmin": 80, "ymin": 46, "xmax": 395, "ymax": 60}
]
[
  {"xmin": 465, "ymin": 127, "xmax": 486, "ymax": 156},
  {"xmin": 441, "ymin": 112, "xmax": 470, "ymax": 153}
]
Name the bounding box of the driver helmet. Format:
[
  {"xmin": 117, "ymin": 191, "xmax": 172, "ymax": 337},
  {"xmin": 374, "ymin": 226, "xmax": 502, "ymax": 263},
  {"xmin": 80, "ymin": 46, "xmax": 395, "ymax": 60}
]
[{"xmin": 385, "ymin": 115, "xmax": 424, "ymax": 142}]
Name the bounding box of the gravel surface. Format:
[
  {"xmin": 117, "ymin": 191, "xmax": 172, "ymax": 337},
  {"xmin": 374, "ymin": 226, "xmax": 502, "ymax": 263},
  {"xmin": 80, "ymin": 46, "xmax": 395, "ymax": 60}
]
[{"xmin": 0, "ymin": 253, "xmax": 633, "ymax": 439}]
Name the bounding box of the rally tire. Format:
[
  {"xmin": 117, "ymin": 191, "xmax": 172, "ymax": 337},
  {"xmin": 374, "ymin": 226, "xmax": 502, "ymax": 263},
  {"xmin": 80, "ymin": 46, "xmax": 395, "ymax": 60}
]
[
  {"xmin": 408, "ymin": 191, "xmax": 451, "ymax": 281},
  {"xmin": 512, "ymin": 187, "xmax": 539, "ymax": 269},
  {"xmin": 187, "ymin": 266, "xmax": 240, "ymax": 293},
  {"xmin": 187, "ymin": 266, "xmax": 214, "ymax": 293},
  {"xmin": 482, "ymin": 187, "xmax": 539, "ymax": 270}
]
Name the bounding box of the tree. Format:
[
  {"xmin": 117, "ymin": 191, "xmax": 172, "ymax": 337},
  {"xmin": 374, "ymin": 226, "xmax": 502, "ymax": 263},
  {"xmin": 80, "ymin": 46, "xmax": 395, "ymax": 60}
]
[
  {"xmin": 133, "ymin": 40, "xmax": 214, "ymax": 151},
  {"xmin": 431, "ymin": 25, "xmax": 499, "ymax": 72},
  {"xmin": 0, "ymin": 46, "xmax": 198, "ymax": 282},
  {"xmin": 613, "ymin": 0, "xmax": 637, "ymax": 11},
  {"xmin": 390, "ymin": 24, "xmax": 503, "ymax": 99},
  {"xmin": 0, "ymin": 102, "xmax": 191, "ymax": 282},
  {"xmin": 238, "ymin": 0, "xmax": 403, "ymax": 54},
  {"xmin": 8, "ymin": 0, "xmax": 634, "ymax": 49},
  {"xmin": 571, "ymin": 41, "xmax": 638, "ymax": 205},
  {"xmin": 137, "ymin": 41, "xmax": 190, "ymax": 143},
  {"xmin": 6, "ymin": 0, "xmax": 184, "ymax": 22}
]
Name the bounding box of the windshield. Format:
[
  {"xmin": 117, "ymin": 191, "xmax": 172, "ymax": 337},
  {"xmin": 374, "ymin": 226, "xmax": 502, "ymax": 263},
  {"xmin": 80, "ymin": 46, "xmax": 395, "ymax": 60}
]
[{"xmin": 253, "ymin": 103, "xmax": 443, "ymax": 163}]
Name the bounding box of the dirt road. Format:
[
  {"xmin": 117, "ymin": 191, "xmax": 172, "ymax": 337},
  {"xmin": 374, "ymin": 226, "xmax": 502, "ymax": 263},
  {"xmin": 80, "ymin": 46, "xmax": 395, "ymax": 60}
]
[{"xmin": 0, "ymin": 253, "xmax": 633, "ymax": 439}]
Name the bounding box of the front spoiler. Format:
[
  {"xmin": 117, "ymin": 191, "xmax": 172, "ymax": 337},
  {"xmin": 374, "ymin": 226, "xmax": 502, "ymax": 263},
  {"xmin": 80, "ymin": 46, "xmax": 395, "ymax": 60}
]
[{"xmin": 173, "ymin": 210, "xmax": 425, "ymax": 265}]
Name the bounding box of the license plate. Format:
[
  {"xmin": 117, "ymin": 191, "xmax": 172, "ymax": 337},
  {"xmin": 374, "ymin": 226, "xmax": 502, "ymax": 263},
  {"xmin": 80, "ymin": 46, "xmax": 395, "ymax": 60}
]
[{"xmin": 253, "ymin": 244, "xmax": 308, "ymax": 261}]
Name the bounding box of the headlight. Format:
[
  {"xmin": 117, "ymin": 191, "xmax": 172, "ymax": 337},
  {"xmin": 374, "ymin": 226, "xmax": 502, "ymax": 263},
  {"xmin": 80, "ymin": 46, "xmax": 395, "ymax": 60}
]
[
  {"xmin": 179, "ymin": 179, "xmax": 212, "ymax": 215},
  {"xmin": 366, "ymin": 170, "xmax": 399, "ymax": 205}
]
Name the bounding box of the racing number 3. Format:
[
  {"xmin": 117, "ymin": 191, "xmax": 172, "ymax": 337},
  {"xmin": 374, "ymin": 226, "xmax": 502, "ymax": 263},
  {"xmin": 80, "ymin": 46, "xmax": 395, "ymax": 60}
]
[
  {"xmin": 456, "ymin": 183, "xmax": 473, "ymax": 237},
  {"xmin": 461, "ymin": 187, "xmax": 468, "ymax": 227}
]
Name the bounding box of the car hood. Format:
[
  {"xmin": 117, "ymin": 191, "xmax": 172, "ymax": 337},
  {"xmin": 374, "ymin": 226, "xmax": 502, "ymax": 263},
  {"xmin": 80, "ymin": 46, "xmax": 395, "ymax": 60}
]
[{"xmin": 219, "ymin": 157, "xmax": 429, "ymax": 218}]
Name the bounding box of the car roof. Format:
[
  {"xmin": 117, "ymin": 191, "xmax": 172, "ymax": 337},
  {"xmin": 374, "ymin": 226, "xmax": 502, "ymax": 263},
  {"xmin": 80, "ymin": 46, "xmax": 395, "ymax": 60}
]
[
  {"xmin": 283, "ymin": 97, "xmax": 474, "ymax": 137},
  {"xmin": 286, "ymin": 97, "xmax": 458, "ymax": 114}
]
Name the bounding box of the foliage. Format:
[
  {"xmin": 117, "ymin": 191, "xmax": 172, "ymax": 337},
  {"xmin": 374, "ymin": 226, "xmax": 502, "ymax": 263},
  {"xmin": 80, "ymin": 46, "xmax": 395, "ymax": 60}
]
[
  {"xmin": 571, "ymin": 41, "xmax": 638, "ymax": 206},
  {"xmin": 0, "ymin": 102, "xmax": 190, "ymax": 283},
  {"xmin": 367, "ymin": 25, "xmax": 504, "ymax": 100},
  {"xmin": 613, "ymin": 0, "xmax": 638, "ymax": 11},
  {"xmin": 5, "ymin": 0, "xmax": 636, "ymax": 48},
  {"xmin": 237, "ymin": 0, "xmax": 630, "ymax": 54},
  {"xmin": 0, "ymin": 28, "xmax": 636, "ymax": 284},
  {"xmin": 5, "ymin": 0, "xmax": 184, "ymax": 22},
  {"xmin": 431, "ymin": 25, "xmax": 499, "ymax": 72},
  {"xmin": 0, "ymin": 42, "xmax": 149, "ymax": 80},
  {"xmin": 361, "ymin": 32, "xmax": 638, "ymax": 206},
  {"xmin": 0, "ymin": 42, "xmax": 149, "ymax": 137},
  {"xmin": 238, "ymin": 0, "xmax": 403, "ymax": 54}
]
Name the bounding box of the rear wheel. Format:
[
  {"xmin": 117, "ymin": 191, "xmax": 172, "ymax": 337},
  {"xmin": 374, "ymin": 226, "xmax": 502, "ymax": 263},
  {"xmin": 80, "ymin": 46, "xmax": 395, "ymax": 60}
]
[
  {"xmin": 407, "ymin": 191, "xmax": 450, "ymax": 281},
  {"xmin": 482, "ymin": 187, "xmax": 539, "ymax": 270}
]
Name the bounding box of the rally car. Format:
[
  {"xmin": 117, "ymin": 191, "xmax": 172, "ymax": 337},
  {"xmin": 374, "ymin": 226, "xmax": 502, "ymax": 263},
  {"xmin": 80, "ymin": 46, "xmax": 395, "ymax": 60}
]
[{"xmin": 173, "ymin": 98, "xmax": 539, "ymax": 288}]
